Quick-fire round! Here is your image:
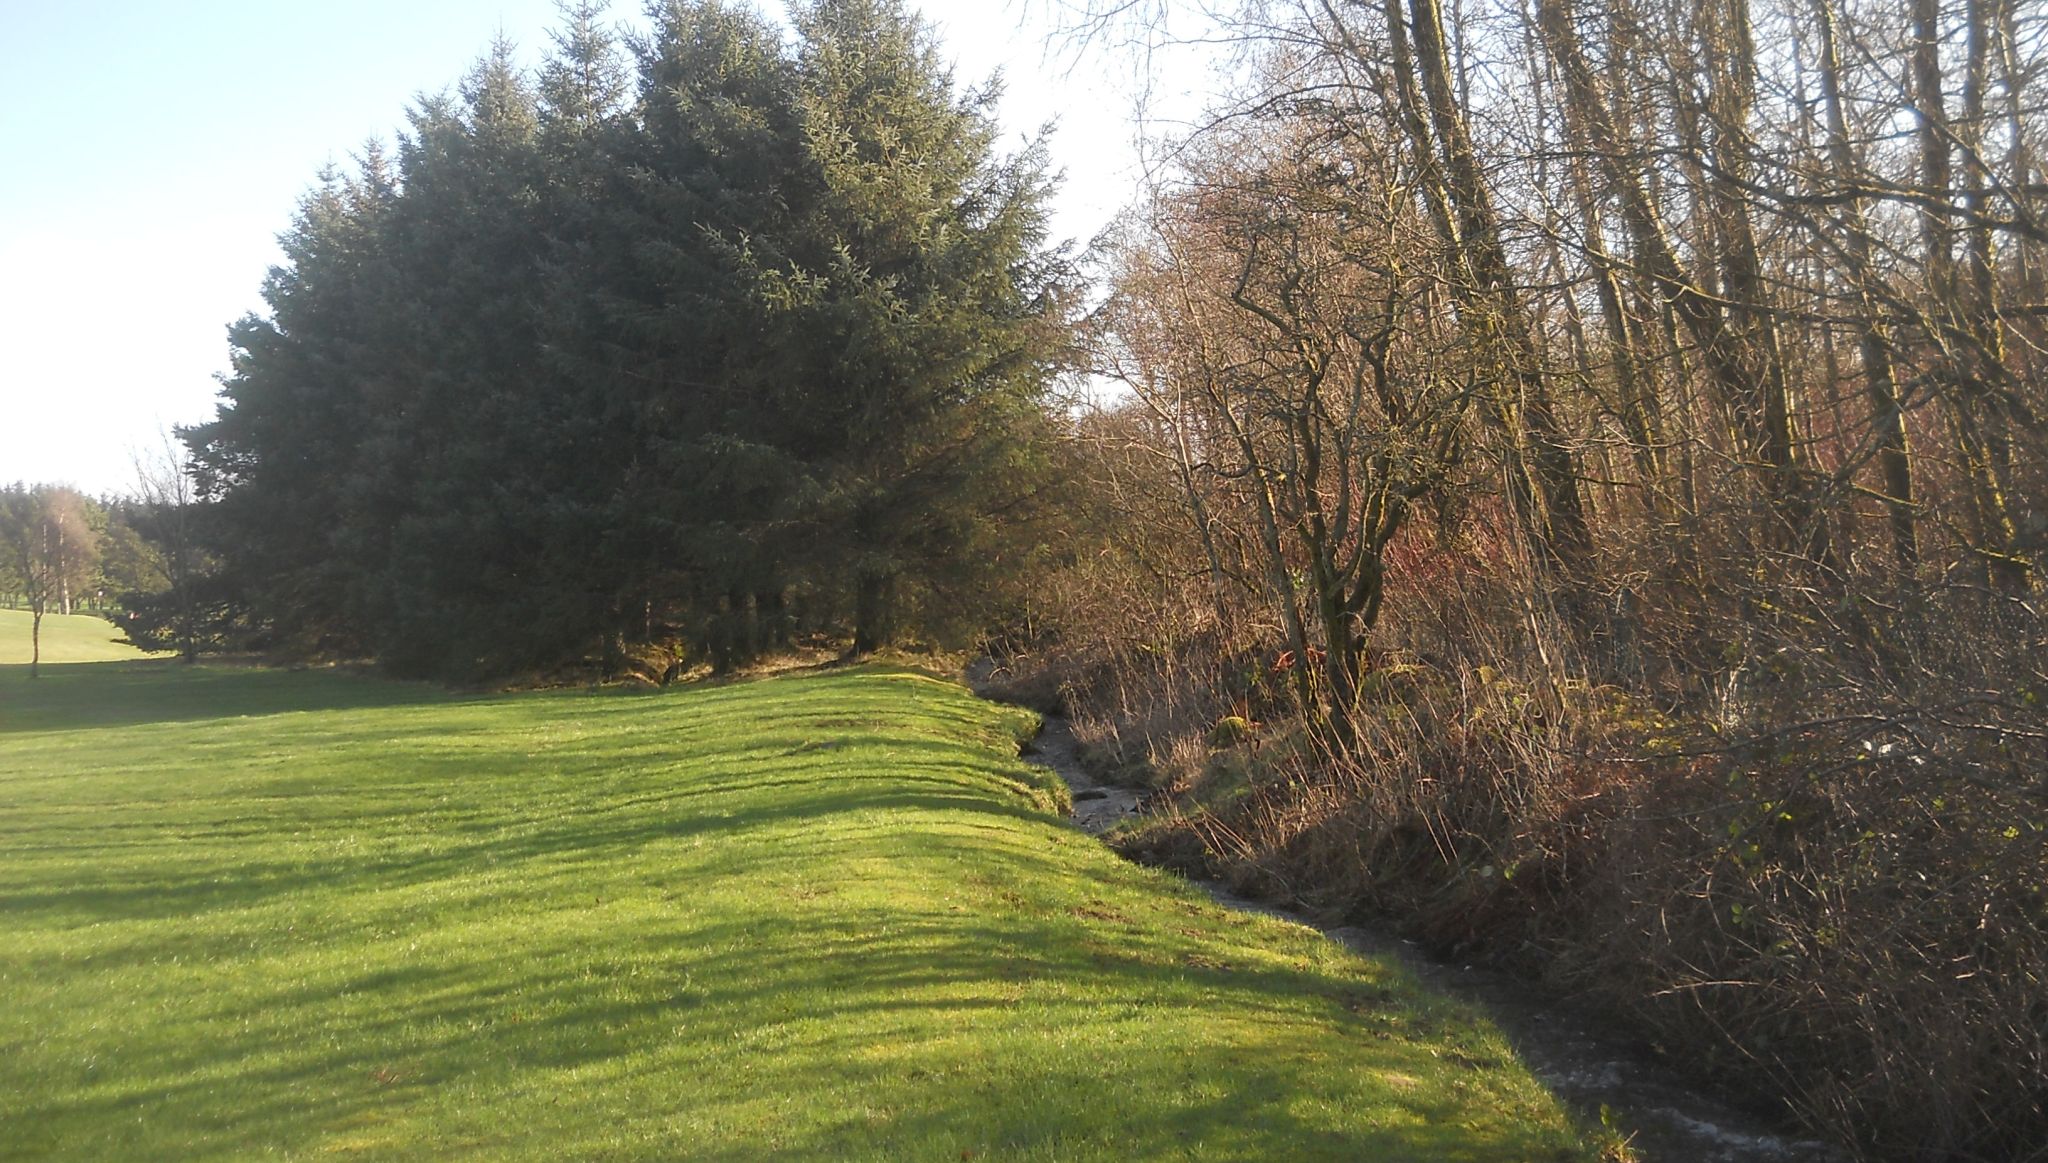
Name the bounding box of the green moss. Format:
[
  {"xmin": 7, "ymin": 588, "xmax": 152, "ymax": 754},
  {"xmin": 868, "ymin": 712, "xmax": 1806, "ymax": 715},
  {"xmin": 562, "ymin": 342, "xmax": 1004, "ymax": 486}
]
[{"xmin": 1208, "ymin": 715, "xmax": 1254, "ymax": 747}]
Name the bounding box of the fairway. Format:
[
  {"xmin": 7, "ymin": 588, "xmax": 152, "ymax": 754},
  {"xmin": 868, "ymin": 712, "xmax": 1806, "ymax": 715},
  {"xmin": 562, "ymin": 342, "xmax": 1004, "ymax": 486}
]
[
  {"xmin": 0, "ymin": 662, "xmax": 1593, "ymax": 1160},
  {"xmin": 0, "ymin": 608, "xmax": 160, "ymax": 665}
]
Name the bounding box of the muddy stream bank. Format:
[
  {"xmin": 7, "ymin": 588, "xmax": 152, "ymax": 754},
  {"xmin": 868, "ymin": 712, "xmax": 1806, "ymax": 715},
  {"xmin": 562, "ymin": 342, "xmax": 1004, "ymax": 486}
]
[{"xmin": 1020, "ymin": 714, "xmax": 1842, "ymax": 1163}]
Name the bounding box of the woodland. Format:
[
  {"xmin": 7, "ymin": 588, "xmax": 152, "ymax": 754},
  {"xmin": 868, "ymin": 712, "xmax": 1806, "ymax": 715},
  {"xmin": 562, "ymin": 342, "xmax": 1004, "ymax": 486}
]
[{"xmin": 6, "ymin": 0, "xmax": 2046, "ymax": 1158}]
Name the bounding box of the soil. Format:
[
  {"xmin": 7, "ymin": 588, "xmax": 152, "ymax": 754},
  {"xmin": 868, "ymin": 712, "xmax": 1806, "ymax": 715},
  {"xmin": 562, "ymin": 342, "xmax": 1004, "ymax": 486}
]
[{"xmin": 1020, "ymin": 713, "xmax": 1845, "ymax": 1163}]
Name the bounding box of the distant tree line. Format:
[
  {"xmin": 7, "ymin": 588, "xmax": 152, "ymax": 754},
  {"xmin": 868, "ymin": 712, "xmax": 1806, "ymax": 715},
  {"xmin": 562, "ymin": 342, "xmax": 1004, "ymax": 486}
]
[
  {"xmin": 1, "ymin": 469, "xmax": 230, "ymax": 670},
  {"xmin": 0, "ymin": 484, "xmax": 102, "ymax": 676},
  {"xmin": 177, "ymin": 0, "xmax": 1073, "ymax": 680}
]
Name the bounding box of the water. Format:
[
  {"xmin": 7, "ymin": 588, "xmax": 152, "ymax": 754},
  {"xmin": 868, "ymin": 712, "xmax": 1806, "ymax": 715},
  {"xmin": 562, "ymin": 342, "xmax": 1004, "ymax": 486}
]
[{"xmin": 1021, "ymin": 714, "xmax": 1843, "ymax": 1163}]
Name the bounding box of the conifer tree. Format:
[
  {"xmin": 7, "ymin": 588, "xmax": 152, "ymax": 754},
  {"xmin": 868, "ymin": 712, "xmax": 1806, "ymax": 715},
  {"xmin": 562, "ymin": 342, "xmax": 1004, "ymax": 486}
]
[
  {"xmin": 186, "ymin": 160, "xmax": 397, "ymax": 658},
  {"xmin": 773, "ymin": 0, "xmax": 1072, "ymax": 652},
  {"xmin": 186, "ymin": 0, "xmax": 1073, "ymax": 678}
]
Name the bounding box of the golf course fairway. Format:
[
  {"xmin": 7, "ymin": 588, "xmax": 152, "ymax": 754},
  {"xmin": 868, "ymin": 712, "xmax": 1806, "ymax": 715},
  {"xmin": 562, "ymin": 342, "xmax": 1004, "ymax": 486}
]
[{"xmin": 0, "ymin": 661, "xmax": 1595, "ymax": 1159}]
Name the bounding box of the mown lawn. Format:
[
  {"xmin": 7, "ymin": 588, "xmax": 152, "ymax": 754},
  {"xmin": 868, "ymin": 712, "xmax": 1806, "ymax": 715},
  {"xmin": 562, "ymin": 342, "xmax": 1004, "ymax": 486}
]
[
  {"xmin": 0, "ymin": 608, "xmax": 161, "ymax": 665},
  {"xmin": 0, "ymin": 661, "xmax": 1595, "ymax": 1160}
]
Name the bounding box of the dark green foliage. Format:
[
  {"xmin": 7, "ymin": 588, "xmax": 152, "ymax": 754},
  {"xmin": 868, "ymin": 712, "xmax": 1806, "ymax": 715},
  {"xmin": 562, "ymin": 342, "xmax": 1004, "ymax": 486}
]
[
  {"xmin": 114, "ymin": 572, "xmax": 253, "ymax": 657},
  {"xmin": 184, "ymin": 0, "xmax": 1073, "ymax": 679},
  {"xmin": 97, "ymin": 484, "xmax": 234, "ymax": 661}
]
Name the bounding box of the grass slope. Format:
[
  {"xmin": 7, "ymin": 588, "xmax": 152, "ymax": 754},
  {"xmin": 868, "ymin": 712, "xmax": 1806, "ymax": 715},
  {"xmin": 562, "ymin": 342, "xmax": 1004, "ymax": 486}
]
[
  {"xmin": 0, "ymin": 661, "xmax": 1594, "ymax": 1160},
  {"xmin": 0, "ymin": 608, "xmax": 160, "ymax": 665}
]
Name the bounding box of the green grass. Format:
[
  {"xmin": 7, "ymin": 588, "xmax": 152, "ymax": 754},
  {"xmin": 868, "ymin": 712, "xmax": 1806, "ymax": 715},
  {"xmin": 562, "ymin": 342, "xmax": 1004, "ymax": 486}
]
[
  {"xmin": 0, "ymin": 660, "xmax": 1594, "ymax": 1160},
  {"xmin": 0, "ymin": 608, "xmax": 162, "ymax": 665}
]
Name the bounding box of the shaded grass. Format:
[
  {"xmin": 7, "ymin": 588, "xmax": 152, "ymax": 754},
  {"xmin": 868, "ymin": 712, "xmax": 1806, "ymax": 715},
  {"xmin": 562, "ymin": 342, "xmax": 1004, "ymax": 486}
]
[
  {"xmin": 0, "ymin": 662, "xmax": 1595, "ymax": 1160},
  {"xmin": 0, "ymin": 609, "xmax": 162, "ymax": 666}
]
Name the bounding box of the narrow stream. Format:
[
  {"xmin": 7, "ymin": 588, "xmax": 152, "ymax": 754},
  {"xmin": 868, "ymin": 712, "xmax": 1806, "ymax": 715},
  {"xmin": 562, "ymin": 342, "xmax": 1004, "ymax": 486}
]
[{"xmin": 1021, "ymin": 714, "xmax": 1843, "ymax": 1163}]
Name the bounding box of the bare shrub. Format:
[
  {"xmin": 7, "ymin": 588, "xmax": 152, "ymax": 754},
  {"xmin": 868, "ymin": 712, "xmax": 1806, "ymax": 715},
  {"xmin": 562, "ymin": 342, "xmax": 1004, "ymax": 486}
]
[{"xmin": 1092, "ymin": 534, "xmax": 2048, "ymax": 1158}]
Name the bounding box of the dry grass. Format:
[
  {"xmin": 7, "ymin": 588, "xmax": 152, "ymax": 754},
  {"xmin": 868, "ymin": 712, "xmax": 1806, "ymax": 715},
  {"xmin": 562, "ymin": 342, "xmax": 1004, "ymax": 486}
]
[{"xmin": 1032, "ymin": 541, "xmax": 2048, "ymax": 1162}]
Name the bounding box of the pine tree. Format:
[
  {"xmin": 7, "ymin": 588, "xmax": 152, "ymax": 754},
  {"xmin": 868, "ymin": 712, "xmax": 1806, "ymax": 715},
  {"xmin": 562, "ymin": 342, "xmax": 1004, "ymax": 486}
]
[
  {"xmin": 186, "ymin": 158, "xmax": 397, "ymax": 658},
  {"xmin": 186, "ymin": 1, "xmax": 1074, "ymax": 678},
  {"xmin": 772, "ymin": 0, "xmax": 1073, "ymax": 652}
]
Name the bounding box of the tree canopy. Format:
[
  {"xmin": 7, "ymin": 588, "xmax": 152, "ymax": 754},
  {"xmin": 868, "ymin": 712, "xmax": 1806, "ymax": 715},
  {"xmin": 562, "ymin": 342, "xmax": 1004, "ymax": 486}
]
[{"xmin": 184, "ymin": 0, "xmax": 1074, "ymax": 680}]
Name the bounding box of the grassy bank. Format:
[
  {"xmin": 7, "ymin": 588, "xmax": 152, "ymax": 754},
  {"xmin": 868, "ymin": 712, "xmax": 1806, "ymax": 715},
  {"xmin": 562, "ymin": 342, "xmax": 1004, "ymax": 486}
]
[
  {"xmin": 0, "ymin": 661, "xmax": 1595, "ymax": 1160},
  {"xmin": 1027, "ymin": 617, "xmax": 2048, "ymax": 1161},
  {"xmin": 0, "ymin": 608, "xmax": 160, "ymax": 665}
]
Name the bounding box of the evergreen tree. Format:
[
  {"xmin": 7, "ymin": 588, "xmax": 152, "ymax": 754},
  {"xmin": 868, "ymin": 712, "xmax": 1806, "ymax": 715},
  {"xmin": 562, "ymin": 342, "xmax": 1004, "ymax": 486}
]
[
  {"xmin": 186, "ymin": 0, "xmax": 1074, "ymax": 679},
  {"xmin": 772, "ymin": 0, "xmax": 1073, "ymax": 652},
  {"xmin": 186, "ymin": 158, "xmax": 397, "ymax": 658}
]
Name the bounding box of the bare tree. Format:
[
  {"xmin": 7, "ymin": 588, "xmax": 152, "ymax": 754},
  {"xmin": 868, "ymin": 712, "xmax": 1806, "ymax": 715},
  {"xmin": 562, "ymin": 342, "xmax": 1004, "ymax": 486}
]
[
  {"xmin": 130, "ymin": 432, "xmax": 207, "ymax": 662},
  {"xmin": 0, "ymin": 484, "xmax": 103, "ymax": 678},
  {"xmin": 1813, "ymin": 0, "xmax": 1921, "ymax": 565},
  {"xmin": 1095, "ymin": 65, "xmax": 1480, "ymax": 739}
]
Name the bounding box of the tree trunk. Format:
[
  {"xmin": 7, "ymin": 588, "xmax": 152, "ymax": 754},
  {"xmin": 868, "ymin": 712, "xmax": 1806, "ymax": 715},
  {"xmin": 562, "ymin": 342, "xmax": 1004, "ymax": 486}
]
[
  {"xmin": 852, "ymin": 569, "xmax": 897, "ymax": 657},
  {"xmin": 1130, "ymin": 351, "xmax": 1236, "ymax": 635},
  {"xmin": 756, "ymin": 589, "xmax": 788, "ymax": 651},
  {"xmin": 1912, "ymin": 0, "xmax": 2029, "ymax": 590},
  {"xmin": 1961, "ymin": 0, "xmax": 2029, "ymax": 591},
  {"xmin": 1563, "ymin": 137, "xmax": 1666, "ymax": 499},
  {"xmin": 1367, "ymin": 0, "xmax": 1597, "ymax": 625},
  {"xmin": 1914, "ymin": 0, "xmax": 1954, "ymax": 292},
  {"xmin": 1997, "ymin": 0, "xmax": 2039, "ymax": 319},
  {"xmin": 1701, "ymin": 0, "xmax": 1819, "ymax": 555},
  {"xmin": 1538, "ymin": 0, "xmax": 1820, "ymax": 561},
  {"xmin": 1814, "ymin": 0, "xmax": 1918, "ymax": 565}
]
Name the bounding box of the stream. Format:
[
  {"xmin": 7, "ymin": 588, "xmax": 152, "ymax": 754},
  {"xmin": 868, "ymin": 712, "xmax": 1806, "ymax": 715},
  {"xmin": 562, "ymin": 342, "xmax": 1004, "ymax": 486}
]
[{"xmin": 1021, "ymin": 714, "xmax": 1844, "ymax": 1163}]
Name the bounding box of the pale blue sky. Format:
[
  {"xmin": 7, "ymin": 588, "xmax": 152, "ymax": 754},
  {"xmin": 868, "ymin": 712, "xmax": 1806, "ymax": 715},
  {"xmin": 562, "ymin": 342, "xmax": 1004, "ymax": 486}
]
[{"xmin": 0, "ymin": 1, "xmax": 1207, "ymax": 494}]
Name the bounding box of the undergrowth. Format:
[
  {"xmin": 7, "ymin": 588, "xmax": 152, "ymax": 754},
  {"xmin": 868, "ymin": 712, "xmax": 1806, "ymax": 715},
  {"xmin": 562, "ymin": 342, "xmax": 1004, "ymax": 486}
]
[{"xmin": 994, "ymin": 559, "xmax": 2048, "ymax": 1162}]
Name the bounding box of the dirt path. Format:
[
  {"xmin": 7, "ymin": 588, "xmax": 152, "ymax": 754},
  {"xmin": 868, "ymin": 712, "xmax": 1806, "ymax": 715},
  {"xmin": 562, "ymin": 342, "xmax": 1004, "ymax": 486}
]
[{"xmin": 1021, "ymin": 714, "xmax": 1842, "ymax": 1163}]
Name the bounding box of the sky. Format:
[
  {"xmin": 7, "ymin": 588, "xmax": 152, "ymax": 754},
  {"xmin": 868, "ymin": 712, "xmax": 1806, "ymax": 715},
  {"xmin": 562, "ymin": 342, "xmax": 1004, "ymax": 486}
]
[{"xmin": 0, "ymin": 0, "xmax": 1217, "ymax": 496}]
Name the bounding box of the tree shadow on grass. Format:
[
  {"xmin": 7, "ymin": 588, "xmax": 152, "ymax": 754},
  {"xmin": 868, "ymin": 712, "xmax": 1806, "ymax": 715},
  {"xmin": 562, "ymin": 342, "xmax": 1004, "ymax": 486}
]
[
  {"xmin": 0, "ymin": 759, "xmax": 1058, "ymax": 932},
  {"xmin": 16, "ymin": 879, "xmax": 1580, "ymax": 1161},
  {"xmin": 0, "ymin": 660, "xmax": 460, "ymax": 735},
  {"xmin": 3, "ymin": 665, "xmax": 1588, "ymax": 1159},
  {"xmin": 0, "ymin": 658, "xmax": 1017, "ymax": 742}
]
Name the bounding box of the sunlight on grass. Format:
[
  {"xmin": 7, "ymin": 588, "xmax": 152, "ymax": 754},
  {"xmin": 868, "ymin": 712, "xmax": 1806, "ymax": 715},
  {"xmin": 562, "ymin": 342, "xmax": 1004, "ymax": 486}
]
[
  {"xmin": 0, "ymin": 608, "xmax": 162, "ymax": 665},
  {"xmin": 0, "ymin": 663, "xmax": 1594, "ymax": 1160}
]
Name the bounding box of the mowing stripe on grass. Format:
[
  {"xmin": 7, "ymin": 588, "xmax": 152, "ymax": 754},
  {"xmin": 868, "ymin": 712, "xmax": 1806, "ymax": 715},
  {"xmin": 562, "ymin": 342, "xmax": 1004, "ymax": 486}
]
[{"xmin": 0, "ymin": 661, "xmax": 1594, "ymax": 1160}]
